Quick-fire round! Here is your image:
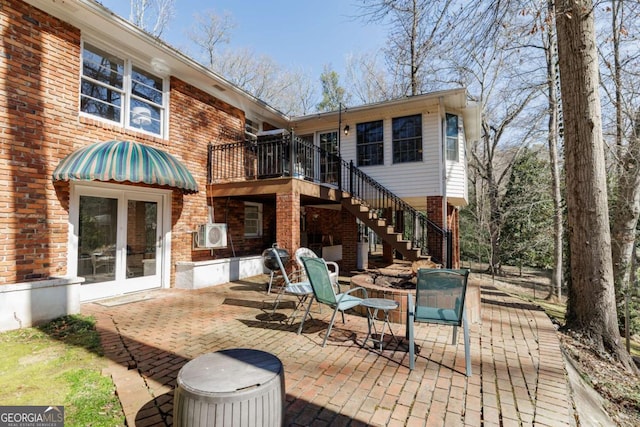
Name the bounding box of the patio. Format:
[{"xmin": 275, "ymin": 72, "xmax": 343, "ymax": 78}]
[{"xmin": 83, "ymin": 274, "xmax": 577, "ymax": 426}]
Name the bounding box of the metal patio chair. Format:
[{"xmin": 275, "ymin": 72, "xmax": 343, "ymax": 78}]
[
  {"xmin": 269, "ymin": 247, "xmax": 314, "ymax": 325},
  {"xmin": 294, "ymin": 247, "xmax": 340, "ymax": 289},
  {"xmin": 406, "ymin": 268, "xmax": 472, "ymax": 376},
  {"xmin": 299, "ymin": 257, "xmax": 368, "ymax": 347}
]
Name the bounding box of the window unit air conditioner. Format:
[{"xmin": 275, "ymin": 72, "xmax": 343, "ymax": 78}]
[{"xmin": 197, "ymin": 223, "xmax": 228, "ymax": 248}]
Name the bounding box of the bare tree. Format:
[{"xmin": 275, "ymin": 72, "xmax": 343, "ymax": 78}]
[
  {"xmin": 355, "ymin": 0, "xmax": 454, "ymax": 96},
  {"xmin": 443, "ymin": 11, "xmax": 544, "ymax": 274},
  {"xmin": 215, "ymin": 48, "xmax": 316, "ymax": 116},
  {"xmin": 556, "ymin": 0, "xmax": 636, "ymax": 371},
  {"xmin": 183, "ymin": 8, "xmax": 316, "ymax": 115},
  {"xmin": 128, "ymin": 0, "xmax": 174, "ymax": 37},
  {"xmin": 598, "ymin": 1, "xmax": 640, "ymax": 344},
  {"xmin": 544, "ymin": 2, "xmax": 564, "ymax": 301},
  {"xmin": 279, "ymin": 69, "xmax": 318, "ymax": 116},
  {"xmin": 186, "ymin": 10, "xmax": 235, "ymax": 68},
  {"xmin": 611, "ymin": 112, "xmax": 640, "ymax": 349},
  {"xmin": 215, "ymin": 49, "xmax": 280, "ymax": 99},
  {"xmin": 523, "ymin": 0, "xmax": 565, "ymax": 300},
  {"xmin": 474, "ymin": 96, "xmax": 538, "ymax": 275},
  {"xmin": 344, "ymin": 52, "xmax": 396, "ymax": 104}
]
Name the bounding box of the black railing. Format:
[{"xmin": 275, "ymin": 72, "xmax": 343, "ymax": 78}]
[
  {"xmin": 208, "ymin": 132, "xmax": 452, "ymax": 267},
  {"xmin": 342, "ymin": 159, "xmax": 452, "ymax": 267}
]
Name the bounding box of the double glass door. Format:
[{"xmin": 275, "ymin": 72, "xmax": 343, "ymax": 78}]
[{"xmin": 73, "ymin": 185, "xmax": 166, "ymax": 301}]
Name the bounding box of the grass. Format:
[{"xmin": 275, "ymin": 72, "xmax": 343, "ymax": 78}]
[{"xmin": 0, "ymin": 315, "xmax": 125, "ymax": 426}]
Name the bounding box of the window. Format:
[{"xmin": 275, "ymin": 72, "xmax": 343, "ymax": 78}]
[
  {"xmin": 81, "ymin": 42, "xmax": 166, "ymax": 137},
  {"xmin": 392, "ymin": 114, "xmax": 422, "ymax": 163},
  {"xmin": 356, "ymin": 120, "xmax": 384, "ymax": 166},
  {"xmin": 446, "ymin": 113, "xmax": 459, "ymax": 161},
  {"xmin": 244, "ymin": 202, "xmax": 263, "ymax": 237}
]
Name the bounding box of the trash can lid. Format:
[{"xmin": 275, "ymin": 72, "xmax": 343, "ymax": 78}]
[{"xmin": 178, "ymin": 348, "xmax": 283, "ymax": 394}]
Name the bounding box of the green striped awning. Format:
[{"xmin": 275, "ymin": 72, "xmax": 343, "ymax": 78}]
[{"xmin": 52, "ymin": 140, "xmax": 198, "ymax": 193}]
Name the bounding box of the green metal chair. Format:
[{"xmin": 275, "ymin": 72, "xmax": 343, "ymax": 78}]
[
  {"xmin": 406, "ymin": 268, "xmax": 472, "ymax": 376},
  {"xmin": 299, "ymin": 257, "xmax": 368, "ymax": 347},
  {"xmin": 270, "ymin": 248, "xmax": 314, "ymax": 325}
]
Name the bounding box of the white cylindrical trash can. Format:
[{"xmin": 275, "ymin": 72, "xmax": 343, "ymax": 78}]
[{"xmin": 173, "ymin": 348, "xmax": 285, "ymax": 427}]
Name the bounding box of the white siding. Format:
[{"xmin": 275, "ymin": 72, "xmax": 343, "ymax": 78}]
[
  {"xmin": 292, "ymin": 99, "xmax": 470, "ymax": 209},
  {"xmin": 445, "ymin": 115, "xmax": 468, "ymax": 205},
  {"xmin": 341, "ymin": 110, "xmax": 443, "ymax": 202}
]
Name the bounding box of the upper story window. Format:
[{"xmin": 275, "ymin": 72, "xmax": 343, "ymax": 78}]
[
  {"xmin": 392, "ymin": 114, "xmax": 422, "ymax": 163},
  {"xmin": 81, "ymin": 42, "xmax": 166, "ymax": 137},
  {"xmin": 446, "ymin": 113, "xmax": 459, "ymax": 161},
  {"xmin": 356, "ymin": 120, "xmax": 384, "ymax": 166}
]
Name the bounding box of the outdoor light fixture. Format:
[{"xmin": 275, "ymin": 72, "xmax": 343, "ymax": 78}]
[{"xmin": 343, "ymin": 125, "xmax": 350, "ymax": 135}]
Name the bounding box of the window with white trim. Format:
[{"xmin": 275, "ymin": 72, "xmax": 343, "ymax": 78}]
[
  {"xmin": 356, "ymin": 120, "xmax": 384, "ymax": 166},
  {"xmin": 392, "ymin": 114, "xmax": 422, "ymax": 163},
  {"xmin": 244, "ymin": 202, "xmax": 263, "ymax": 237},
  {"xmin": 446, "ymin": 113, "xmax": 459, "ymax": 161},
  {"xmin": 81, "ymin": 42, "xmax": 167, "ymax": 137}
]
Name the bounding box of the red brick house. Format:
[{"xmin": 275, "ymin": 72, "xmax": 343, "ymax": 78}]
[{"xmin": 0, "ymin": 0, "xmax": 479, "ymax": 331}]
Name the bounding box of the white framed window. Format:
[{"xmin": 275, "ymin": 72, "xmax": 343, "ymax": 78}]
[
  {"xmin": 80, "ymin": 42, "xmax": 167, "ymax": 137},
  {"xmin": 446, "ymin": 113, "xmax": 459, "ymax": 162},
  {"xmin": 244, "ymin": 202, "xmax": 263, "ymax": 237},
  {"xmin": 356, "ymin": 120, "xmax": 384, "ymax": 166},
  {"xmin": 392, "ymin": 114, "xmax": 423, "ymax": 163}
]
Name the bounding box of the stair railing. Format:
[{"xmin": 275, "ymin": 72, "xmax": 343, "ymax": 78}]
[{"xmin": 208, "ymin": 132, "xmax": 452, "ymax": 267}]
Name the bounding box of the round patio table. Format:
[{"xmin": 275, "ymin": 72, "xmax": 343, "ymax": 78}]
[{"xmin": 361, "ymin": 298, "xmax": 399, "ymax": 351}]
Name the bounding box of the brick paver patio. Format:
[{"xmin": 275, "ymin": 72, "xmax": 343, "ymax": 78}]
[{"xmin": 83, "ymin": 275, "xmax": 576, "ymax": 426}]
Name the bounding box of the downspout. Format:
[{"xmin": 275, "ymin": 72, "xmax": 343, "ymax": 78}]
[{"xmin": 439, "ymin": 97, "xmax": 448, "ymax": 266}]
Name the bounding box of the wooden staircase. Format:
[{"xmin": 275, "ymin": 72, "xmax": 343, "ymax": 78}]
[{"xmin": 342, "ymin": 195, "xmax": 422, "ymax": 261}]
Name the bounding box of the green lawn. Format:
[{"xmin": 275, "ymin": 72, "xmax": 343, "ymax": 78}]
[{"xmin": 0, "ymin": 315, "xmax": 125, "ymax": 426}]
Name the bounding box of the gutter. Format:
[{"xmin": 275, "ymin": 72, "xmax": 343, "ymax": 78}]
[{"xmin": 439, "ymin": 97, "xmax": 448, "ymax": 232}]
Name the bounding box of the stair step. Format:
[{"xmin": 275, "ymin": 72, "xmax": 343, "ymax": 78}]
[{"xmin": 341, "ymin": 196, "xmax": 423, "ymax": 261}]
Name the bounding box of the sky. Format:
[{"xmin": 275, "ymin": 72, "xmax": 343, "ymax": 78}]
[{"xmin": 99, "ymin": 0, "xmax": 388, "ymax": 80}]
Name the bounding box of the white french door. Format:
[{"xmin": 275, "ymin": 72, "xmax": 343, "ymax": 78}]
[{"xmin": 69, "ymin": 183, "xmax": 171, "ymax": 301}]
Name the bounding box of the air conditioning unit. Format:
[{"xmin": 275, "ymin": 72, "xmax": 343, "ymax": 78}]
[{"xmin": 197, "ymin": 223, "xmax": 228, "ymax": 248}]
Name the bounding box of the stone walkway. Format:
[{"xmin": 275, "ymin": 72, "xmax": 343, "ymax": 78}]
[{"xmin": 83, "ymin": 275, "xmax": 577, "ymax": 426}]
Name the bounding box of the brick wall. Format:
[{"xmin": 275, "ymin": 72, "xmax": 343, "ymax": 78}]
[
  {"xmin": 341, "ymin": 209, "xmax": 359, "ymax": 272},
  {"xmin": 449, "ymin": 205, "xmax": 460, "ymax": 268},
  {"xmin": 275, "ymin": 192, "xmax": 300, "ymax": 255},
  {"xmin": 0, "ymin": 1, "xmax": 244, "ymax": 285},
  {"xmin": 426, "ymin": 196, "xmax": 460, "ymax": 268},
  {"xmin": 303, "ymin": 207, "xmax": 342, "ymax": 246},
  {"xmin": 1, "ymin": 1, "xmax": 82, "ymax": 282},
  {"xmin": 210, "ymin": 198, "xmax": 276, "ymax": 257}
]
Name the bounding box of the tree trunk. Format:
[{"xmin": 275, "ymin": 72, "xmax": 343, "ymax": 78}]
[
  {"xmin": 483, "ymin": 126, "xmax": 502, "ymax": 276},
  {"xmin": 545, "ymin": 0, "xmax": 563, "ymax": 301},
  {"xmin": 556, "ymin": 0, "xmax": 636, "ymax": 371},
  {"xmin": 611, "ymin": 112, "xmax": 640, "ymax": 326}
]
